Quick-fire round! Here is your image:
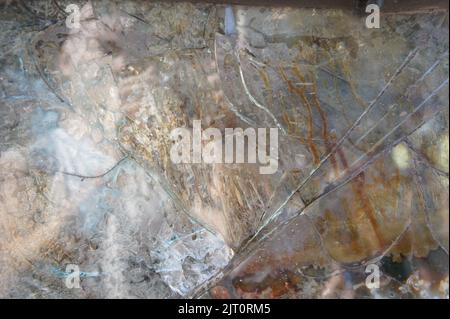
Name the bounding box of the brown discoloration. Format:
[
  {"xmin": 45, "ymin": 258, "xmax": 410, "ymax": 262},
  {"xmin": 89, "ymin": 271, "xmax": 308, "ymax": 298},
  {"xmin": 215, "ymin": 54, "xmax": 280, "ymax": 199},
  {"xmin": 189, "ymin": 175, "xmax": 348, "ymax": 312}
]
[
  {"xmin": 311, "ymin": 75, "xmax": 339, "ymax": 175},
  {"xmin": 317, "ymin": 156, "xmax": 415, "ymax": 263},
  {"xmin": 279, "ymin": 66, "xmax": 321, "ymax": 165},
  {"xmin": 233, "ymin": 267, "xmax": 302, "ymax": 298},
  {"xmin": 210, "ymin": 285, "xmax": 231, "ymax": 299},
  {"xmin": 352, "ymin": 172, "xmax": 386, "ymax": 248}
]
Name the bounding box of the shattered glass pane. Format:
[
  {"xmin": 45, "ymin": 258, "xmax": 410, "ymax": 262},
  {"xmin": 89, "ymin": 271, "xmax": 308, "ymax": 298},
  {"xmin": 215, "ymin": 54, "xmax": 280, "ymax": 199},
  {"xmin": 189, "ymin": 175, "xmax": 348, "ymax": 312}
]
[{"xmin": 0, "ymin": 0, "xmax": 448, "ymax": 299}]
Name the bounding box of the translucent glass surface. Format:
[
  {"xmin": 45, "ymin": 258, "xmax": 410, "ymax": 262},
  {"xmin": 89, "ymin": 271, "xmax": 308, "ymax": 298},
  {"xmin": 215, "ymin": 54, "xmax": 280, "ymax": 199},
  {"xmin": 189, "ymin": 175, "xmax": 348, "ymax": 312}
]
[{"xmin": 0, "ymin": 1, "xmax": 448, "ymax": 298}]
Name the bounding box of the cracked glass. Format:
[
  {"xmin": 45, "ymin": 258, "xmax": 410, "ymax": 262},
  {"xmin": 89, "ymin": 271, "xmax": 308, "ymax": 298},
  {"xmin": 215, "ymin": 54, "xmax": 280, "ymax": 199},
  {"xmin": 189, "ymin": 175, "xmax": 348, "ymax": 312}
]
[{"xmin": 0, "ymin": 0, "xmax": 448, "ymax": 299}]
